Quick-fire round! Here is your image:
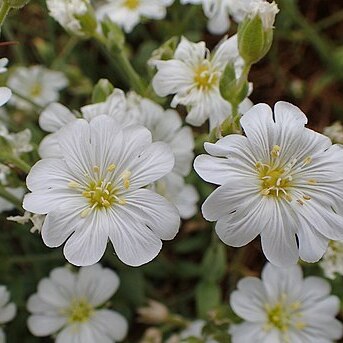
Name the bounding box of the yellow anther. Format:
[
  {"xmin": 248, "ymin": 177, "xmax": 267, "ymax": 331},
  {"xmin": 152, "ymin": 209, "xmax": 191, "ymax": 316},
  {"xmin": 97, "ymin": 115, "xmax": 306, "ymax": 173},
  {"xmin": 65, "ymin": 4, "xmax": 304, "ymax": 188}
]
[
  {"xmin": 285, "ymin": 194, "xmax": 293, "ymax": 202},
  {"xmin": 296, "ymin": 199, "xmax": 304, "ymax": 206},
  {"xmin": 307, "ymin": 179, "xmax": 317, "ymax": 185},
  {"xmin": 107, "ymin": 164, "xmax": 116, "ymax": 172},
  {"xmin": 81, "ymin": 208, "xmax": 91, "ymax": 218},
  {"xmin": 303, "ymin": 156, "xmax": 312, "ymax": 165},
  {"xmin": 93, "ymin": 166, "xmax": 100, "ymax": 174},
  {"xmin": 303, "ymin": 195, "xmax": 311, "ymax": 201},
  {"xmin": 271, "ymin": 145, "xmax": 281, "ymax": 158},
  {"xmin": 118, "ymin": 198, "xmax": 127, "ymax": 205}
]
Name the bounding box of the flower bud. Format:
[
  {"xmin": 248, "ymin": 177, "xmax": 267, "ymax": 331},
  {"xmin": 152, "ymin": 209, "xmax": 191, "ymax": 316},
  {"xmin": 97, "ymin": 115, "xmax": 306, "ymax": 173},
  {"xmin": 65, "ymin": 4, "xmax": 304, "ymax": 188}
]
[
  {"xmin": 137, "ymin": 299, "xmax": 169, "ymax": 324},
  {"xmin": 238, "ymin": 1, "xmax": 279, "ymax": 65},
  {"xmin": 91, "ymin": 79, "xmax": 114, "ymax": 103},
  {"xmin": 148, "ymin": 36, "xmax": 179, "ymax": 67}
]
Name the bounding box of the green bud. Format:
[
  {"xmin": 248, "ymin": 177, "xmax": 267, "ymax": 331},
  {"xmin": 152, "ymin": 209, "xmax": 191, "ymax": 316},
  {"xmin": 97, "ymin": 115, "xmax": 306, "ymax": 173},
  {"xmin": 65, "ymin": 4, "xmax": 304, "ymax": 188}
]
[
  {"xmin": 101, "ymin": 19, "xmax": 125, "ymax": 52},
  {"xmin": 91, "ymin": 79, "xmax": 114, "ymax": 103},
  {"xmin": 148, "ymin": 36, "xmax": 179, "ymax": 65},
  {"xmin": 238, "ymin": 15, "xmax": 274, "ymax": 65},
  {"xmin": 75, "ymin": 8, "xmax": 97, "ymax": 37},
  {"xmin": 4, "ymin": 0, "xmax": 30, "ymax": 9}
]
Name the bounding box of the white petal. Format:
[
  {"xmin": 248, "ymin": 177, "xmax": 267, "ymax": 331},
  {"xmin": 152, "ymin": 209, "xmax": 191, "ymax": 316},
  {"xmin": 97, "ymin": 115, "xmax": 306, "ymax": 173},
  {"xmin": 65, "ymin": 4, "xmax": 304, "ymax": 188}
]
[
  {"xmin": 124, "ymin": 189, "xmax": 180, "ymax": 240},
  {"xmin": 38, "ymin": 133, "xmax": 63, "ymax": 158},
  {"xmin": 108, "ymin": 207, "xmax": 162, "ymax": 267},
  {"xmin": 63, "ymin": 211, "xmax": 109, "ymax": 266},
  {"xmin": 91, "ymin": 310, "xmax": 128, "ymax": 341},
  {"xmin": 0, "ymin": 87, "xmax": 11, "ymax": 106},
  {"xmin": 0, "ymin": 303, "xmax": 16, "ymax": 323},
  {"xmin": 27, "ymin": 315, "xmax": 66, "ymax": 336},
  {"xmin": 274, "ymin": 101, "xmax": 307, "ymax": 127},
  {"xmin": 77, "ymin": 265, "xmax": 119, "ymax": 307},
  {"xmin": 39, "ymin": 102, "xmax": 76, "ymax": 132}
]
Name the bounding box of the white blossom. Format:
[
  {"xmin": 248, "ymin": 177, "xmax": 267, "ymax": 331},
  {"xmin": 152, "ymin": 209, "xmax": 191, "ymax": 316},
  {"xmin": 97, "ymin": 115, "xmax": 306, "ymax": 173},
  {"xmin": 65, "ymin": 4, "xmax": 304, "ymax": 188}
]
[
  {"xmin": 0, "ymin": 58, "xmax": 8, "ymax": 74},
  {"xmin": 96, "ymin": 0, "xmax": 173, "ymax": 33},
  {"xmin": 0, "ymin": 285, "xmax": 16, "ymax": 343},
  {"xmin": 194, "ymin": 101, "xmax": 343, "ymax": 266},
  {"xmin": 230, "ymin": 263, "xmax": 343, "ymax": 342},
  {"xmin": 0, "ymin": 87, "xmax": 11, "ymax": 107},
  {"xmin": 323, "ymin": 121, "xmax": 343, "ymax": 144},
  {"xmin": 320, "ymin": 240, "xmax": 343, "ymax": 279},
  {"xmin": 180, "ymin": 320, "xmax": 217, "ymax": 343},
  {"xmin": 7, "ymin": 66, "xmax": 68, "ymax": 111},
  {"xmin": 24, "ymin": 115, "xmax": 180, "ymax": 266},
  {"xmin": 152, "ymin": 35, "xmax": 252, "ymax": 130},
  {"xmin": 46, "ymin": 0, "xmax": 90, "ymax": 34},
  {"xmin": 27, "ymin": 264, "xmax": 128, "ymax": 342},
  {"xmin": 246, "ymin": 1, "xmax": 279, "ymax": 30}
]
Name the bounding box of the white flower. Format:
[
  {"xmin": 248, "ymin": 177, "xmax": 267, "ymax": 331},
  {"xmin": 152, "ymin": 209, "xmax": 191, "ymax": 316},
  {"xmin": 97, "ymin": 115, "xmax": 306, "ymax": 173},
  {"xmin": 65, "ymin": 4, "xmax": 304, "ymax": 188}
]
[
  {"xmin": 0, "ymin": 164, "xmax": 10, "ymax": 185},
  {"xmin": 38, "ymin": 89, "xmax": 128, "ymax": 158},
  {"xmin": 152, "ymin": 35, "xmax": 251, "ymax": 130},
  {"xmin": 7, "ymin": 66, "xmax": 68, "ymax": 111},
  {"xmin": 194, "ymin": 101, "xmax": 343, "ymax": 266},
  {"xmin": 46, "ymin": 0, "xmax": 90, "ymax": 34},
  {"xmin": 0, "ymin": 286, "xmax": 16, "ymax": 342},
  {"xmin": 24, "ymin": 115, "xmax": 180, "ymax": 266},
  {"xmin": 96, "ymin": 0, "xmax": 173, "ymax": 33},
  {"xmin": 230, "ymin": 263, "xmax": 343, "ymax": 343},
  {"xmin": 324, "ymin": 121, "xmax": 343, "ymax": 144},
  {"xmin": 0, "ymin": 123, "xmax": 33, "ymax": 157},
  {"xmin": 27, "ymin": 264, "xmax": 128, "ymax": 342},
  {"xmin": 320, "ymin": 240, "xmax": 343, "ymax": 279},
  {"xmin": 0, "ymin": 87, "xmax": 11, "ymax": 107}
]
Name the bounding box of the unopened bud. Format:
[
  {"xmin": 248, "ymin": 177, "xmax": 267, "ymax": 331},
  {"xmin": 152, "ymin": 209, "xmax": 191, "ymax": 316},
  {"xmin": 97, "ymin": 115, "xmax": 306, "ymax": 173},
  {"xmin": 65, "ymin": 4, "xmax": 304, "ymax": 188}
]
[{"xmin": 137, "ymin": 299, "xmax": 169, "ymax": 324}]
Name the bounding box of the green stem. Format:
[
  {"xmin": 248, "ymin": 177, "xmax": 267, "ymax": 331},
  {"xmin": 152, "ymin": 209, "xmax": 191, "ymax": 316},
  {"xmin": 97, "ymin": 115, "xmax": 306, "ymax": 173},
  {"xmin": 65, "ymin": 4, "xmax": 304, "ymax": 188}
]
[
  {"xmin": 93, "ymin": 32, "xmax": 146, "ymax": 96},
  {"xmin": 1, "ymin": 155, "xmax": 31, "ymax": 173},
  {"xmin": 6, "ymin": 251, "xmax": 62, "ymax": 265},
  {"xmin": 0, "ymin": 184, "xmax": 22, "ymax": 209},
  {"xmin": 52, "ymin": 36, "xmax": 79, "ymax": 69},
  {"xmin": 0, "ymin": 1, "xmax": 11, "ymax": 31}
]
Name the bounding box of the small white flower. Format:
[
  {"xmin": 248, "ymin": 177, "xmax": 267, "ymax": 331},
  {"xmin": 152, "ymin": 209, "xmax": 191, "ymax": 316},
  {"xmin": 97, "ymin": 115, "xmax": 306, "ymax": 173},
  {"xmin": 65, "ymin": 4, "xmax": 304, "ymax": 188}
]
[
  {"xmin": 152, "ymin": 35, "xmax": 251, "ymax": 130},
  {"xmin": 27, "ymin": 264, "xmax": 128, "ymax": 342},
  {"xmin": 194, "ymin": 101, "xmax": 343, "ymax": 266},
  {"xmin": 0, "ymin": 285, "xmax": 16, "ymax": 342},
  {"xmin": 0, "ymin": 123, "xmax": 33, "ymax": 157},
  {"xmin": 96, "ymin": 0, "xmax": 173, "ymax": 33},
  {"xmin": 47, "ymin": 0, "xmax": 90, "ymax": 34},
  {"xmin": 320, "ymin": 240, "xmax": 343, "ymax": 279},
  {"xmin": 24, "ymin": 115, "xmax": 180, "ymax": 266},
  {"xmin": 230, "ymin": 263, "xmax": 343, "ymax": 343},
  {"xmin": 7, "ymin": 66, "xmax": 68, "ymax": 111}
]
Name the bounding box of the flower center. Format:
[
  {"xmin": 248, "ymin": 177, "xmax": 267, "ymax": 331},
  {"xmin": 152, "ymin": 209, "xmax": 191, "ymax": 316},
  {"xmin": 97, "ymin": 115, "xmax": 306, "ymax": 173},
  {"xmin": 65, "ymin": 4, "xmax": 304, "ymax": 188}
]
[
  {"xmin": 256, "ymin": 145, "xmax": 313, "ymax": 204},
  {"xmin": 264, "ymin": 296, "xmax": 306, "ymax": 335},
  {"xmin": 123, "ymin": 0, "xmax": 139, "ymax": 9},
  {"xmin": 68, "ymin": 164, "xmax": 131, "ymax": 217},
  {"xmin": 30, "ymin": 83, "xmax": 42, "ymax": 97},
  {"xmin": 193, "ymin": 62, "xmax": 218, "ymax": 90},
  {"xmin": 66, "ymin": 299, "xmax": 93, "ymax": 324}
]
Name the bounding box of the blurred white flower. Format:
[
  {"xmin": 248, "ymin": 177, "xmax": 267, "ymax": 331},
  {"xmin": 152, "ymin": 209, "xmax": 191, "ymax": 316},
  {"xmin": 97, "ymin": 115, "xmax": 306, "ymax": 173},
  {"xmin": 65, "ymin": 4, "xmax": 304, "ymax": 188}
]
[
  {"xmin": 320, "ymin": 240, "xmax": 343, "ymax": 279},
  {"xmin": 46, "ymin": 0, "xmax": 90, "ymax": 35},
  {"xmin": 0, "ymin": 164, "xmax": 10, "ymax": 185},
  {"xmin": 152, "ymin": 35, "xmax": 251, "ymax": 130},
  {"xmin": 0, "ymin": 285, "xmax": 16, "ymax": 343},
  {"xmin": 27, "ymin": 264, "xmax": 128, "ymax": 342},
  {"xmin": 7, "ymin": 66, "xmax": 68, "ymax": 111},
  {"xmin": 324, "ymin": 121, "xmax": 343, "ymax": 144},
  {"xmin": 137, "ymin": 299, "xmax": 169, "ymax": 324},
  {"xmin": 24, "ymin": 115, "xmax": 180, "ymax": 266},
  {"xmin": 230, "ymin": 263, "xmax": 343, "ymax": 342},
  {"xmin": 96, "ymin": 0, "xmax": 173, "ymax": 33},
  {"xmin": 0, "ymin": 123, "xmax": 33, "ymax": 157},
  {"xmin": 194, "ymin": 101, "xmax": 343, "ymax": 266}
]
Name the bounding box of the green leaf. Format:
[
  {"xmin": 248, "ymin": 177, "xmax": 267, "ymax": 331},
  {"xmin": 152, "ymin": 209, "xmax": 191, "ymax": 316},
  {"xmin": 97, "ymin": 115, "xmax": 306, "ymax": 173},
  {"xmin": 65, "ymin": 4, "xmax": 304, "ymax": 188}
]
[{"xmin": 196, "ymin": 281, "xmax": 221, "ymax": 318}]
